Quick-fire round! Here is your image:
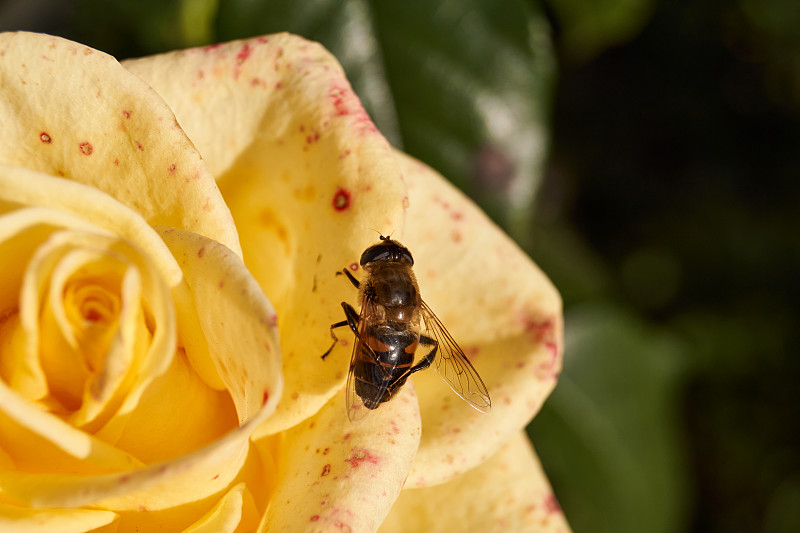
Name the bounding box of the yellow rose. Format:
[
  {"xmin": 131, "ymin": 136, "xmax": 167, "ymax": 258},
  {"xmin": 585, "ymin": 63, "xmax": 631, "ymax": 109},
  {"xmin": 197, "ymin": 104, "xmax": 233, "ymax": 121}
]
[
  {"xmin": 0, "ymin": 32, "xmax": 281, "ymax": 531},
  {"xmin": 0, "ymin": 31, "xmax": 570, "ymax": 532}
]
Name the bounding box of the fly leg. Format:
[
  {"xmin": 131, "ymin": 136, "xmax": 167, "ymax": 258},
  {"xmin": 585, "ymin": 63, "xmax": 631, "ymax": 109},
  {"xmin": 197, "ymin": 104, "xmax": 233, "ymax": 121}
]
[
  {"xmin": 341, "ymin": 268, "xmax": 360, "ymax": 288},
  {"xmin": 384, "ymin": 334, "xmax": 438, "ymax": 392},
  {"xmin": 321, "ymin": 267, "xmax": 361, "ymax": 360},
  {"xmin": 321, "ymin": 302, "xmax": 360, "ymax": 360},
  {"xmin": 408, "ymin": 334, "xmax": 437, "ymax": 375}
]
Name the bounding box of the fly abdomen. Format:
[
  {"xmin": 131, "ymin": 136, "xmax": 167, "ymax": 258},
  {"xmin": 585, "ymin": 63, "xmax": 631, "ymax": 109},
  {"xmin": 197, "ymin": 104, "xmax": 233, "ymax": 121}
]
[{"xmin": 355, "ymin": 324, "xmax": 417, "ymax": 408}]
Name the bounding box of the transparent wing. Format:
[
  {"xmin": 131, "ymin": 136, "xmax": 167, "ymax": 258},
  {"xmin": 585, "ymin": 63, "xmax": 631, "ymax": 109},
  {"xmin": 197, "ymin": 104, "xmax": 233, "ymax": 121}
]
[
  {"xmin": 420, "ymin": 301, "xmax": 491, "ymax": 413},
  {"xmin": 345, "ymin": 299, "xmax": 393, "ymax": 421}
]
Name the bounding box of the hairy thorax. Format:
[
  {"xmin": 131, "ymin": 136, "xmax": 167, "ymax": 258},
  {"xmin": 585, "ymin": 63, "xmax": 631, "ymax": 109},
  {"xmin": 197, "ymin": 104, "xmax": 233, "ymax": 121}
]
[{"xmin": 362, "ymin": 263, "xmax": 420, "ymax": 324}]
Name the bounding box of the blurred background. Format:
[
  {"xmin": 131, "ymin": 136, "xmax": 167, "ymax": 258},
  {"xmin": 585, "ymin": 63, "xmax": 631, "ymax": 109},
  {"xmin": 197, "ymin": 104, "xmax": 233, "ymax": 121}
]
[{"xmin": 2, "ymin": 0, "xmax": 798, "ymax": 531}]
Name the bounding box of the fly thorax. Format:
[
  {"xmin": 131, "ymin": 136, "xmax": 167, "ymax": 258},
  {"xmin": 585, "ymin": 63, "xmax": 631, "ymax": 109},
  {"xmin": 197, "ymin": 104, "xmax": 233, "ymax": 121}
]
[
  {"xmin": 372, "ymin": 268, "xmax": 417, "ymax": 309},
  {"xmin": 385, "ymin": 306, "xmax": 414, "ymax": 323}
]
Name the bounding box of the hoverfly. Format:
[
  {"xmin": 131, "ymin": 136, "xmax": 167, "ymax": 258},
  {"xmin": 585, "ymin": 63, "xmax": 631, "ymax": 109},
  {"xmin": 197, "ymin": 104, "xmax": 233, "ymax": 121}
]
[{"xmin": 321, "ymin": 236, "xmax": 491, "ymax": 421}]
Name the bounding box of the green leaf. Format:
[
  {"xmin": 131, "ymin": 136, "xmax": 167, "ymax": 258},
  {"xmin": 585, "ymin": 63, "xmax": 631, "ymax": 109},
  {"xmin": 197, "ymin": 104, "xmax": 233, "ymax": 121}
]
[
  {"xmin": 544, "ymin": 0, "xmax": 657, "ymax": 62},
  {"xmin": 216, "ymin": 0, "xmax": 556, "ymax": 244},
  {"xmin": 528, "ymin": 303, "xmax": 690, "ymax": 533}
]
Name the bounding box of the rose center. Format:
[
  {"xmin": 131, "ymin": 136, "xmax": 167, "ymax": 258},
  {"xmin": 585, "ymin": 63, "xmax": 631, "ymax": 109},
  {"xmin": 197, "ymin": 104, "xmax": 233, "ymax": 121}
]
[
  {"xmin": 40, "ymin": 253, "xmax": 129, "ymax": 413},
  {"xmin": 64, "ymin": 279, "xmax": 122, "ymax": 372}
]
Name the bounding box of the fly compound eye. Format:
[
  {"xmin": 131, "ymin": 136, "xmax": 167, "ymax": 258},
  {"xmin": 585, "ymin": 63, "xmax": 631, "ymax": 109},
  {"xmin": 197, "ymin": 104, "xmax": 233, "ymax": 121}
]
[
  {"xmin": 360, "ymin": 246, "xmax": 389, "ymax": 267},
  {"xmin": 400, "ymin": 249, "xmax": 413, "ymax": 265},
  {"xmin": 360, "ymin": 238, "xmax": 414, "ymax": 266}
]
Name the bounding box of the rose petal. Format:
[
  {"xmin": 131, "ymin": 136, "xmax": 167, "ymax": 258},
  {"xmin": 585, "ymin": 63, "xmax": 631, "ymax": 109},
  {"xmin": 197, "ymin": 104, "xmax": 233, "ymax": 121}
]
[
  {"xmin": 87, "ymin": 479, "xmax": 258, "ymax": 532},
  {"xmin": 396, "ymin": 150, "xmax": 563, "ymax": 487},
  {"xmin": 156, "ymin": 227, "xmax": 282, "ymax": 423},
  {"xmin": 0, "ymin": 32, "xmax": 240, "ymax": 256},
  {"xmin": 0, "ymin": 169, "xmax": 280, "ymax": 511},
  {"xmin": 20, "ymin": 230, "xmax": 176, "ymax": 438},
  {"xmin": 123, "ymin": 34, "xmax": 409, "ymax": 433},
  {"xmin": 94, "ymin": 348, "xmax": 238, "ymax": 464},
  {"xmin": 0, "ymin": 410, "xmax": 257, "ymax": 510},
  {"xmin": 0, "ymin": 503, "xmax": 117, "ymax": 532},
  {"xmin": 0, "ymin": 379, "xmax": 144, "ymax": 475},
  {"xmin": 0, "ymin": 205, "xmax": 166, "ymax": 474},
  {"xmin": 0, "ymin": 164, "xmax": 183, "ymax": 287},
  {"xmin": 0, "ymin": 206, "xmax": 105, "ymax": 401},
  {"xmin": 0, "ymin": 166, "xmax": 280, "ymax": 429},
  {"xmin": 180, "ymin": 483, "xmax": 248, "ymax": 533},
  {"xmin": 258, "ymin": 382, "xmax": 421, "ymax": 533},
  {"xmin": 380, "ymin": 433, "xmax": 572, "ymax": 533}
]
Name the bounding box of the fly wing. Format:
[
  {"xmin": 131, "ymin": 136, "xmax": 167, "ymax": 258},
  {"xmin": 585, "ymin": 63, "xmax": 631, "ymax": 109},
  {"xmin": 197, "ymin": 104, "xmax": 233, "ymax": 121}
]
[
  {"xmin": 345, "ymin": 298, "xmax": 393, "ymax": 421},
  {"xmin": 420, "ymin": 300, "xmax": 491, "ymax": 413}
]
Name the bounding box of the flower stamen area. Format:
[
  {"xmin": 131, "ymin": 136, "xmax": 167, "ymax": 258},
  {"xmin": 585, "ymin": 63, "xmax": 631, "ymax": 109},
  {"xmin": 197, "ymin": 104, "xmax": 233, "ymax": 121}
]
[{"xmin": 12, "ymin": 230, "xmax": 159, "ymax": 423}]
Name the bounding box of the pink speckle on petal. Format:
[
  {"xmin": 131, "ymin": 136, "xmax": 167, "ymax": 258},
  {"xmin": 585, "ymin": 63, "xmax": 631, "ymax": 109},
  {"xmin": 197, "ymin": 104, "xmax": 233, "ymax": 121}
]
[
  {"xmin": 463, "ymin": 345, "xmax": 481, "ymax": 359},
  {"xmin": 168, "ymin": 163, "xmax": 177, "ymax": 175},
  {"xmin": 348, "ymin": 263, "xmax": 359, "ymax": 272},
  {"xmin": 236, "ymin": 43, "xmax": 253, "ymax": 64},
  {"xmin": 545, "ymin": 341, "xmax": 558, "ymax": 357},
  {"xmin": 522, "ymin": 316, "xmax": 555, "ymax": 344},
  {"xmin": 122, "ymin": 110, "xmax": 131, "ymax": 119},
  {"xmin": 79, "ymin": 142, "xmax": 93, "ymax": 155},
  {"xmin": 262, "ymin": 390, "xmax": 270, "ymax": 405},
  {"xmin": 328, "ymin": 84, "xmax": 377, "ymax": 134},
  {"xmin": 333, "ymin": 188, "xmax": 351, "ymax": 212},
  {"xmin": 39, "ymin": 132, "xmax": 51, "ymax": 143},
  {"xmin": 310, "ymin": 515, "xmax": 320, "ymax": 522},
  {"xmin": 334, "ymin": 520, "xmax": 352, "ymax": 531},
  {"xmin": 321, "ymin": 464, "xmax": 331, "ymax": 477},
  {"xmin": 345, "ymin": 448, "xmax": 380, "ymax": 468},
  {"xmin": 330, "ymin": 86, "xmax": 352, "ymax": 117},
  {"xmin": 545, "ymin": 494, "xmax": 562, "ymax": 514},
  {"xmin": 197, "ymin": 246, "xmax": 206, "ymax": 258}
]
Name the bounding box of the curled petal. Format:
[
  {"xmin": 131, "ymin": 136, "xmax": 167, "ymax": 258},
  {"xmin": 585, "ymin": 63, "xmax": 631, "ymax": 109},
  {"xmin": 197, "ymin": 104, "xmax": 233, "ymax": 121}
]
[
  {"xmin": 0, "ymin": 410, "xmax": 263, "ymax": 511},
  {"xmin": 0, "ymin": 32, "xmax": 239, "ymax": 255},
  {"xmin": 156, "ymin": 227, "xmax": 282, "ymax": 424},
  {"xmin": 397, "ymin": 150, "xmax": 563, "ymax": 487},
  {"xmin": 259, "ymin": 383, "xmax": 421, "ymax": 533},
  {"xmin": 380, "ymin": 433, "xmax": 571, "ymax": 533},
  {"xmin": 0, "ymin": 503, "xmax": 117, "ymax": 533},
  {"xmin": 180, "ymin": 483, "xmax": 250, "ymax": 533},
  {"xmin": 124, "ymin": 34, "xmax": 409, "ymax": 433},
  {"xmin": 0, "ymin": 164, "xmax": 183, "ymax": 287}
]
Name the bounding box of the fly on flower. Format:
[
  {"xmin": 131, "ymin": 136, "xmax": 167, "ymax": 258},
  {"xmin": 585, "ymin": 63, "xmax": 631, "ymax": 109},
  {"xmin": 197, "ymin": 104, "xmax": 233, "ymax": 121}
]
[{"xmin": 322, "ymin": 236, "xmax": 491, "ymax": 421}]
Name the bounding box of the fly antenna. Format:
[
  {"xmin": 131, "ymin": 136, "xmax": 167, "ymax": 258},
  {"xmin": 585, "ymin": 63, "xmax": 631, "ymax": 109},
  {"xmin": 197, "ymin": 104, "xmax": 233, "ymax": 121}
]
[{"xmin": 368, "ymin": 227, "xmax": 392, "ymax": 241}]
